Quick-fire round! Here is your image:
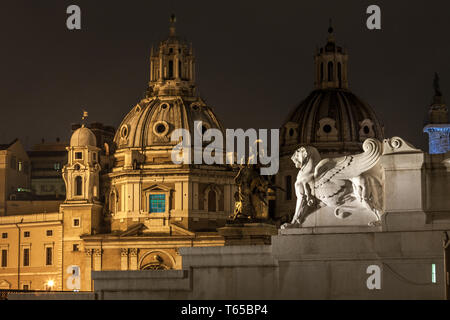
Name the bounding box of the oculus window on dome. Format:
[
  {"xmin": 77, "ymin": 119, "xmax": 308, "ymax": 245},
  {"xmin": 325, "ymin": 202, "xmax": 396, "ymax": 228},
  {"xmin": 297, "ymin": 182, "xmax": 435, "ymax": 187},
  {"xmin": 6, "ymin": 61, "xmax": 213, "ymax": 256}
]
[
  {"xmin": 153, "ymin": 120, "xmax": 169, "ymax": 137},
  {"xmin": 120, "ymin": 125, "xmax": 129, "ymax": 138}
]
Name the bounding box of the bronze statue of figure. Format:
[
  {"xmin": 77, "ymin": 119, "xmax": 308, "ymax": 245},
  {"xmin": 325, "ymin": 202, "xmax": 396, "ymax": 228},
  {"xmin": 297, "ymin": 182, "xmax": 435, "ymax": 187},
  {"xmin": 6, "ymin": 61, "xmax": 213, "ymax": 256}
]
[{"xmin": 230, "ymin": 162, "xmax": 282, "ymax": 222}]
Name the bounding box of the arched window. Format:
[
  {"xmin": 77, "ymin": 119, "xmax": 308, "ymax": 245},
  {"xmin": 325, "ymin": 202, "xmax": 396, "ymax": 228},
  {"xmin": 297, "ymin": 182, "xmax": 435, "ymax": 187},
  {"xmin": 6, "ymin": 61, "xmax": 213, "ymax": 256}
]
[
  {"xmin": 75, "ymin": 176, "xmax": 82, "ymax": 196},
  {"xmin": 178, "ymin": 60, "xmax": 182, "ymax": 78},
  {"xmin": 337, "ymin": 62, "xmax": 342, "ymax": 87},
  {"xmin": 328, "ymin": 61, "xmax": 333, "ymax": 81},
  {"xmin": 320, "ymin": 63, "xmax": 324, "ymax": 82},
  {"xmin": 168, "ymin": 60, "xmax": 174, "ymax": 79},
  {"xmin": 208, "ymin": 190, "xmax": 216, "ymax": 212}
]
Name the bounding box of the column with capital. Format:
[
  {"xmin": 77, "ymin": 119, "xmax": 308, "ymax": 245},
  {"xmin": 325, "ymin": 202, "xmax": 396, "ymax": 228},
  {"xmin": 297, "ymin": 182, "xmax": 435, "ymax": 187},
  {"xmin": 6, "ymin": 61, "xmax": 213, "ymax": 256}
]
[
  {"xmin": 120, "ymin": 248, "xmax": 129, "ymax": 271},
  {"xmin": 129, "ymin": 248, "xmax": 139, "ymax": 270},
  {"xmin": 93, "ymin": 249, "xmax": 103, "ymax": 271},
  {"xmin": 84, "ymin": 249, "xmax": 93, "ymax": 291}
]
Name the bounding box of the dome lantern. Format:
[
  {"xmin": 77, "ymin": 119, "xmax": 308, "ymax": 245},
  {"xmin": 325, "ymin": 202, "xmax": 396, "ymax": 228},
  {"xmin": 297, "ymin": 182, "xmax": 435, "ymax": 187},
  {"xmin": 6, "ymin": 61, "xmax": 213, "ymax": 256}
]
[
  {"xmin": 314, "ymin": 22, "xmax": 349, "ymax": 90},
  {"xmin": 114, "ymin": 15, "xmax": 224, "ymax": 152},
  {"xmin": 147, "ymin": 15, "xmax": 196, "ymax": 97}
]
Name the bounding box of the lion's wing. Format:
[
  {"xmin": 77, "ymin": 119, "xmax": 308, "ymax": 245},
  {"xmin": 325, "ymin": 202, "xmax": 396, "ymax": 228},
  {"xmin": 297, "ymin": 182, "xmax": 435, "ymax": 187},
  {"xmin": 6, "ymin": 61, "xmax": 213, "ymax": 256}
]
[{"xmin": 313, "ymin": 139, "xmax": 382, "ymax": 189}]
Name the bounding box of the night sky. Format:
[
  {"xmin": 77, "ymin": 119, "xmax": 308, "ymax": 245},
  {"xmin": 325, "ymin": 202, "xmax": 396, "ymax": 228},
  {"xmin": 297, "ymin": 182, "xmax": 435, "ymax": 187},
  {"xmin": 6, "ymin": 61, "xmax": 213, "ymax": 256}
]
[{"xmin": 1, "ymin": 0, "xmax": 450, "ymax": 151}]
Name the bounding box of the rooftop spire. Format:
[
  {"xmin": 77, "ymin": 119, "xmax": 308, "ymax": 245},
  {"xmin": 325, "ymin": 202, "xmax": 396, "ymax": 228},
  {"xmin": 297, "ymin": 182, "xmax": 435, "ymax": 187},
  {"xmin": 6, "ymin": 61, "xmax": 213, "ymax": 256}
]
[
  {"xmin": 169, "ymin": 14, "xmax": 176, "ymax": 37},
  {"xmin": 81, "ymin": 110, "xmax": 88, "ymax": 128},
  {"xmin": 327, "ymin": 18, "xmax": 335, "ymax": 43},
  {"xmin": 432, "ymin": 72, "xmax": 445, "ymax": 106},
  {"xmin": 434, "ymin": 72, "xmax": 442, "ymax": 97},
  {"xmin": 314, "ymin": 20, "xmax": 348, "ymax": 90},
  {"xmin": 147, "ymin": 15, "xmax": 196, "ymax": 97}
]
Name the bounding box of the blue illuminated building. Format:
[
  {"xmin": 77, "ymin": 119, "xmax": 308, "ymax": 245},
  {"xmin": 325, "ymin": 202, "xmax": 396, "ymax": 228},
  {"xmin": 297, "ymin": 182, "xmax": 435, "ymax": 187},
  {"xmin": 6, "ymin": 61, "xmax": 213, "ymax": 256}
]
[{"xmin": 423, "ymin": 73, "xmax": 450, "ymax": 154}]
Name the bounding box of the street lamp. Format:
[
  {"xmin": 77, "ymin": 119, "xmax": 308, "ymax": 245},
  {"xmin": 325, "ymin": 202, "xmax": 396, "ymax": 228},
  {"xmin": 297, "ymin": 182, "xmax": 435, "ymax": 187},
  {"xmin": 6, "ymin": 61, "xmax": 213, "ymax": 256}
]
[{"xmin": 46, "ymin": 280, "xmax": 55, "ymax": 291}]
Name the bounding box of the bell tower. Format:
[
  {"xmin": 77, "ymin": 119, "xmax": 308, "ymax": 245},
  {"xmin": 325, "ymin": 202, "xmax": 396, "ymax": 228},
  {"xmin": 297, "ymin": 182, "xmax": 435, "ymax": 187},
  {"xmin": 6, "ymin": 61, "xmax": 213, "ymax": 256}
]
[
  {"xmin": 62, "ymin": 125, "xmax": 101, "ymax": 203},
  {"xmin": 60, "ymin": 121, "xmax": 104, "ymax": 291},
  {"xmin": 147, "ymin": 14, "xmax": 196, "ymax": 97},
  {"xmin": 314, "ymin": 21, "xmax": 349, "ymax": 90}
]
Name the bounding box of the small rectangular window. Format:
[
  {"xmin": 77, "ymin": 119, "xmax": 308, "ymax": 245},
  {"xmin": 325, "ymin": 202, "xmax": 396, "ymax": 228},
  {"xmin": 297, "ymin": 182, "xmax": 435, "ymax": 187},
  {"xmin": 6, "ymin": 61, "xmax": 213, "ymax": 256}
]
[
  {"xmin": 75, "ymin": 152, "xmax": 82, "ymax": 160},
  {"xmin": 73, "ymin": 244, "xmax": 80, "ymax": 252},
  {"xmin": 149, "ymin": 194, "xmax": 165, "ymax": 213},
  {"xmin": 46, "ymin": 230, "xmax": 53, "ymax": 236},
  {"xmin": 24, "ymin": 231, "xmax": 30, "ymax": 238},
  {"xmin": 93, "ymin": 153, "xmax": 97, "ymax": 161},
  {"xmin": 23, "ymin": 248, "xmax": 30, "ymax": 266},
  {"xmin": 46, "ymin": 247, "xmax": 53, "ymax": 266},
  {"xmin": 1, "ymin": 232, "xmax": 7, "ymax": 239},
  {"xmin": 18, "ymin": 161, "xmax": 23, "ymax": 172},
  {"xmin": 432, "ymin": 263, "xmax": 437, "ymax": 283},
  {"xmin": 1, "ymin": 250, "xmax": 7, "ymax": 267},
  {"xmin": 73, "ymin": 219, "xmax": 80, "ymax": 227},
  {"xmin": 54, "ymin": 162, "xmax": 61, "ymax": 170},
  {"xmin": 23, "ymin": 284, "xmax": 29, "ymax": 290}
]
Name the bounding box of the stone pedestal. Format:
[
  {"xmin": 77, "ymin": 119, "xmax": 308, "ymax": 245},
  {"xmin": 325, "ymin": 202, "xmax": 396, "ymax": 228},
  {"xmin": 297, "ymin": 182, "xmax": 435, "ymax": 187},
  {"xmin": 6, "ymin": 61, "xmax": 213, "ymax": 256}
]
[{"xmin": 217, "ymin": 222, "xmax": 277, "ymax": 245}]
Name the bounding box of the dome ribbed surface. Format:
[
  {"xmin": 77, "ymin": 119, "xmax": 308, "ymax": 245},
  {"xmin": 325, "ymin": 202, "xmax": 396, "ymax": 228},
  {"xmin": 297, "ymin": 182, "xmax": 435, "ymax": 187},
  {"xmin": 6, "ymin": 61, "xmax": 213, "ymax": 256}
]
[
  {"xmin": 70, "ymin": 126, "xmax": 97, "ymax": 147},
  {"xmin": 114, "ymin": 97, "xmax": 223, "ymax": 149},
  {"xmin": 281, "ymin": 89, "xmax": 384, "ymax": 153}
]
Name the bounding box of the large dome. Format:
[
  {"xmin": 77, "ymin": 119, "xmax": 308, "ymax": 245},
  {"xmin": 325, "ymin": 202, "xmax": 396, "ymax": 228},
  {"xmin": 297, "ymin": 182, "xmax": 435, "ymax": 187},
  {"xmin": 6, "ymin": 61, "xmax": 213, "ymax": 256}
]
[
  {"xmin": 113, "ymin": 16, "xmax": 223, "ymax": 151},
  {"xmin": 281, "ymin": 89, "xmax": 384, "ymax": 154},
  {"xmin": 280, "ymin": 26, "xmax": 384, "ymax": 155},
  {"xmin": 114, "ymin": 96, "xmax": 223, "ymax": 149}
]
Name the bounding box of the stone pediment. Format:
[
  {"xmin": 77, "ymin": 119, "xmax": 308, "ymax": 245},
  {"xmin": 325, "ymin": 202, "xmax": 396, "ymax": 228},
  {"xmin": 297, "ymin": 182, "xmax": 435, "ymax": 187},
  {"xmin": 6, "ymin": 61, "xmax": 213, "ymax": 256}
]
[
  {"xmin": 0, "ymin": 279, "xmax": 11, "ymax": 289},
  {"xmin": 143, "ymin": 184, "xmax": 172, "ymax": 193}
]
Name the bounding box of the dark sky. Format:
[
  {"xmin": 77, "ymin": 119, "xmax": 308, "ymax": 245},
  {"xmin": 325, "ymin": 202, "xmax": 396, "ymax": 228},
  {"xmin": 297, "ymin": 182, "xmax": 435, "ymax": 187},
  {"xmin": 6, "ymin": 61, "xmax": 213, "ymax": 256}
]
[{"xmin": 1, "ymin": 0, "xmax": 450, "ymax": 151}]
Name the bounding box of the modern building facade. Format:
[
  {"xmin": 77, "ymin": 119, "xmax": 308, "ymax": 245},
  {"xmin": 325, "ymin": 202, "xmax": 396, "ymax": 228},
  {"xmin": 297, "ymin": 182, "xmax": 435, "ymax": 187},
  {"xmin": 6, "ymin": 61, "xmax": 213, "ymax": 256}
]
[{"xmin": 0, "ymin": 139, "xmax": 31, "ymax": 215}]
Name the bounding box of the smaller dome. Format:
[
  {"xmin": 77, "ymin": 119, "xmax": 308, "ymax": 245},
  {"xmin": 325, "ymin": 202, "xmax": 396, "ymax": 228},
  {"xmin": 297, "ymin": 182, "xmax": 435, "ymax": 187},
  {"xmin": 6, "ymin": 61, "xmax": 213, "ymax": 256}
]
[{"xmin": 70, "ymin": 126, "xmax": 97, "ymax": 147}]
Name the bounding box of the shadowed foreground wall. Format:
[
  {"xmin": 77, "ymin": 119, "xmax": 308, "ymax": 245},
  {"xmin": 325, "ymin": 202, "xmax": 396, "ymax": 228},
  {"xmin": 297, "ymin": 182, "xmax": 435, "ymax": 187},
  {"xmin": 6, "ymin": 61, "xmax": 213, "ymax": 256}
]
[{"xmin": 84, "ymin": 229, "xmax": 446, "ymax": 300}]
